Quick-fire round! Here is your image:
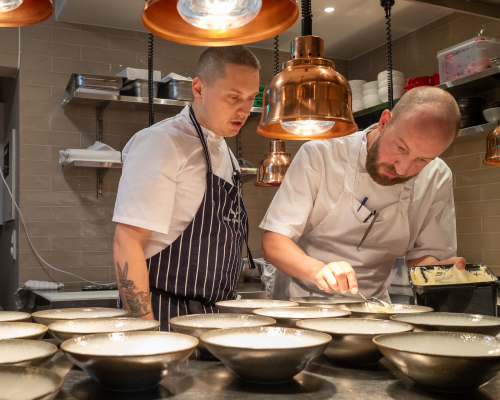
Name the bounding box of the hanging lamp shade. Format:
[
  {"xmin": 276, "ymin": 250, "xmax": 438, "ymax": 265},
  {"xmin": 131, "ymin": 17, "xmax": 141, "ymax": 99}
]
[
  {"xmin": 0, "ymin": 0, "xmax": 52, "ymax": 27},
  {"xmin": 142, "ymin": 0, "xmax": 299, "ymax": 46},
  {"xmin": 257, "ymin": 35, "xmax": 357, "ymax": 140},
  {"xmin": 483, "ymin": 121, "xmax": 500, "ymax": 166},
  {"xmin": 255, "ymin": 140, "xmax": 292, "ymax": 187}
]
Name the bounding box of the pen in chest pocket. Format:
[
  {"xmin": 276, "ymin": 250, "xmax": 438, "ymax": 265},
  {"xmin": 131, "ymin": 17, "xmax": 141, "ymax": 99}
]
[{"xmin": 357, "ymin": 197, "xmax": 368, "ymax": 212}]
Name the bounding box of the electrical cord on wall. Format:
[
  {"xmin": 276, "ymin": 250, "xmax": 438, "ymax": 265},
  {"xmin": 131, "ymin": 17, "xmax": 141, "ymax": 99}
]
[
  {"xmin": 0, "ymin": 171, "xmax": 116, "ymax": 286},
  {"xmin": 13, "ymin": 27, "xmax": 20, "ymax": 80}
]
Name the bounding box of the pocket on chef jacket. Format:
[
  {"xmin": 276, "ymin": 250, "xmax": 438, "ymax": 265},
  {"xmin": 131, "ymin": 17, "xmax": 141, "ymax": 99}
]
[{"xmin": 353, "ymin": 199, "xmax": 401, "ymax": 225}]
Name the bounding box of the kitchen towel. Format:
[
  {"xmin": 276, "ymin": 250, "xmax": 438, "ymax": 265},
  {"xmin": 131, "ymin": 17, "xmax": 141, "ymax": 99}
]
[
  {"xmin": 14, "ymin": 280, "xmax": 64, "ymax": 310},
  {"xmin": 59, "ymin": 142, "xmax": 122, "ymax": 167},
  {"xmin": 161, "ymin": 72, "xmax": 193, "ymax": 83}
]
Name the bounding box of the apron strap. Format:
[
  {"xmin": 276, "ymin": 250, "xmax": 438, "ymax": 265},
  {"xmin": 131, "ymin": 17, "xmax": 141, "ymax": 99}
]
[{"xmin": 189, "ymin": 106, "xmax": 213, "ymax": 174}]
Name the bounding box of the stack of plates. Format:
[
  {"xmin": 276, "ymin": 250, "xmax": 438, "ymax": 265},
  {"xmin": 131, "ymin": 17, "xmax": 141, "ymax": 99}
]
[
  {"xmin": 362, "ymin": 81, "xmax": 382, "ymax": 109},
  {"xmin": 348, "ymin": 80, "xmax": 366, "ymax": 112},
  {"xmin": 456, "ymin": 97, "xmax": 486, "ymax": 128}
]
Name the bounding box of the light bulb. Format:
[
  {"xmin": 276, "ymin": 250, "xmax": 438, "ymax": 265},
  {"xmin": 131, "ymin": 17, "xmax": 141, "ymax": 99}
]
[
  {"xmin": 324, "ymin": 7, "xmax": 335, "ymax": 12},
  {"xmin": 280, "ymin": 120, "xmax": 335, "ymax": 135},
  {"xmin": 0, "ymin": 0, "xmax": 23, "ymax": 12},
  {"xmin": 177, "ymin": 0, "xmax": 262, "ymax": 31}
]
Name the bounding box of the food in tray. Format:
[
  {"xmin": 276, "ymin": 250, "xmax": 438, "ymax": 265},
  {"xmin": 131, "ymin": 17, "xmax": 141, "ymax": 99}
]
[{"xmin": 410, "ymin": 264, "xmax": 497, "ymax": 286}]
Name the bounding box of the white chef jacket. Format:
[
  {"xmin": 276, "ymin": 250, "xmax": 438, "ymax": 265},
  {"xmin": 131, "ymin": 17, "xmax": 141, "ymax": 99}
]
[
  {"xmin": 113, "ymin": 106, "xmax": 238, "ymax": 259},
  {"xmin": 260, "ymin": 126, "xmax": 456, "ymax": 281}
]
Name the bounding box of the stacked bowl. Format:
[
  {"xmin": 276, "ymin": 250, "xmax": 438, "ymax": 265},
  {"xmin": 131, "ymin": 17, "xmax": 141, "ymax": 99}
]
[
  {"xmin": 362, "ymin": 81, "xmax": 381, "ymax": 109},
  {"xmin": 378, "ymin": 70, "xmax": 406, "ymax": 103},
  {"xmin": 348, "ymin": 80, "xmax": 366, "ymax": 112}
]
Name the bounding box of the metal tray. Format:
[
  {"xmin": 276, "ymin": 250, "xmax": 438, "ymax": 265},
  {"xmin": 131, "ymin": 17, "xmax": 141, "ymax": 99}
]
[
  {"xmin": 121, "ymin": 79, "xmax": 158, "ymax": 98},
  {"xmin": 408, "ymin": 263, "xmax": 499, "ymax": 316},
  {"xmin": 158, "ymin": 80, "xmax": 193, "ymax": 101},
  {"xmin": 66, "ymin": 73, "xmax": 123, "ymax": 93}
]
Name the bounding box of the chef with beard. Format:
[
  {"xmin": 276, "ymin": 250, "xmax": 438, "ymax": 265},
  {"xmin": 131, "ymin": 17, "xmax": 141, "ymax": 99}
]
[{"xmin": 260, "ymin": 86, "xmax": 466, "ymax": 302}]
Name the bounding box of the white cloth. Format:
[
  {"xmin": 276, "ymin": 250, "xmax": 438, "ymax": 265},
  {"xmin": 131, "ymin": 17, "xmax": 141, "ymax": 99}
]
[
  {"xmin": 260, "ymin": 125, "xmax": 456, "ymax": 301},
  {"xmin": 59, "ymin": 142, "xmax": 121, "ymax": 166},
  {"xmin": 113, "ymin": 106, "xmax": 238, "ymax": 259}
]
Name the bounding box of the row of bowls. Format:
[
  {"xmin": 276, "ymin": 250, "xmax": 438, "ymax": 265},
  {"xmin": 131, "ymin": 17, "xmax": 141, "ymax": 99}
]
[
  {"xmin": 349, "ymin": 71, "xmax": 407, "ymax": 112},
  {"xmin": 2, "ymin": 297, "xmax": 500, "ymax": 395}
]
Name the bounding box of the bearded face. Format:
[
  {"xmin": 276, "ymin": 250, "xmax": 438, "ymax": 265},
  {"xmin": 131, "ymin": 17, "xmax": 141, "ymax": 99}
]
[{"xmin": 365, "ymin": 131, "xmax": 417, "ymax": 186}]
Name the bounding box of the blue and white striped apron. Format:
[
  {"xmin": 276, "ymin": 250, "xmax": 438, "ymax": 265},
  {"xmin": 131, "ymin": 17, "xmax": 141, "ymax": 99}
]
[{"xmin": 145, "ymin": 106, "xmax": 251, "ymax": 331}]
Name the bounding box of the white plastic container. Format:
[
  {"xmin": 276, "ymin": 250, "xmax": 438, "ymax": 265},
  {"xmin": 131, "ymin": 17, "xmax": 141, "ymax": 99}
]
[{"xmin": 437, "ymin": 37, "xmax": 500, "ymax": 84}]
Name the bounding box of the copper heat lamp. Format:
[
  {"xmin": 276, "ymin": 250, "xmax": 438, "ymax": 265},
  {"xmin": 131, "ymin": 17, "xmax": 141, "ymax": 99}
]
[
  {"xmin": 483, "ymin": 121, "xmax": 500, "ymax": 166},
  {"xmin": 255, "ymin": 139, "xmax": 292, "ymax": 187},
  {"xmin": 256, "ymin": 3, "xmax": 357, "ymax": 139},
  {"xmin": 142, "ymin": 0, "xmax": 299, "ymax": 46},
  {"xmin": 0, "ymin": 0, "xmax": 52, "ymax": 27}
]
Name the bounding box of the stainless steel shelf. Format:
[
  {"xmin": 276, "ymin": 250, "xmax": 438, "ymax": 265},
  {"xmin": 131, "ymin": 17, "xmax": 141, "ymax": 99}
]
[
  {"xmin": 61, "ymin": 160, "xmax": 123, "ymax": 173},
  {"xmin": 61, "ymin": 90, "xmax": 263, "ymax": 114},
  {"xmin": 436, "ymin": 66, "xmax": 500, "ymax": 97}
]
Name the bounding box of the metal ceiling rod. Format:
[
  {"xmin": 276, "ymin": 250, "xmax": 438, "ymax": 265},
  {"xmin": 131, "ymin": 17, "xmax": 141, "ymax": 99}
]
[
  {"xmin": 380, "ymin": 0, "xmax": 395, "ymax": 110},
  {"xmin": 301, "ymin": 0, "xmax": 312, "ymax": 36}
]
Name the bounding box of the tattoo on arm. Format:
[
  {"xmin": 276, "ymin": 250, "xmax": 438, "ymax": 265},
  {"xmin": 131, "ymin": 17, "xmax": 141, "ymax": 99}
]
[{"xmin": 117, "ymin": 261, "xmax": 151, "ymax": 318}]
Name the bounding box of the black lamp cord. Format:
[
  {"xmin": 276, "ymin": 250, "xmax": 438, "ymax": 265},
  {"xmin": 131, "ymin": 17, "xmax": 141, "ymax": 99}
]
[
  {"xmin": 301, "ymin": 0, "xmax": 312, "ymax": 36},
  {"xmin": 381, "ymin": 0, "xmax": 395, "ymax": 110}
]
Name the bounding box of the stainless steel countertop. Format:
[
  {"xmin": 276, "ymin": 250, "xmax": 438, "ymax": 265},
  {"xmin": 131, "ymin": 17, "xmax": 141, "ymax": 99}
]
[{"xmin": 52, "ymin": 350, "xmax": 500, "ymax": 400}]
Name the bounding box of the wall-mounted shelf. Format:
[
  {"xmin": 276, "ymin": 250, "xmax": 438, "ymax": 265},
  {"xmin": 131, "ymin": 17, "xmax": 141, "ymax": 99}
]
[
  {"xmin": 61, "ymin": 89, "xmax": 263, "ymax": 199},
  {"xmin": 354, "ymin": 67, "xmax": 500, "ymax": 138},
  {"xmin": 61, "ymin": 90, "xmax": 263, "ymax": 115}
]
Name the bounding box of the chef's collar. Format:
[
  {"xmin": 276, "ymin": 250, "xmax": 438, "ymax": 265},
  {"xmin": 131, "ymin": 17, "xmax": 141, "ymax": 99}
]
[
  {"xmin": 359, "ymin": 123, "xmax": 378, "ymax": 173},
  {"xmin": 180, "ymin": 106, "xmax": 224, "ymax": 141}
]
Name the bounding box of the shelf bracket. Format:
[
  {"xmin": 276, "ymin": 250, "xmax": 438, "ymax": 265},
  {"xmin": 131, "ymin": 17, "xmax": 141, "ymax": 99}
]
[
  {"xmin": 97, "ymin": 167, "xmax": 111, "ymax": 199},
  {"xmin": 96, "ymin": 100, "xmax": 111, "ymax": 198},
  {"xmin": 96, "ymin": 100, "xmax": 111, "ymax": 142}
]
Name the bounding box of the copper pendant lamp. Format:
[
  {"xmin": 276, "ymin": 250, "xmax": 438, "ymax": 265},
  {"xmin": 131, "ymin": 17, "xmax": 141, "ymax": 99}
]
[
  {"xmin": 483, "ymin": 121, "xmax": 500, "ymax": 166},
  {"xmin": 0, "ymin": 0, "xmax": 52, "ymax": 27},
  {"xmin": 255, "ymin": 139, "xmax": 292, "ymax": 187},
  {"xmin": 142, "ymin": 0, "xmax": 299, "ymax": 46},
  {"xmin": 256, "ymin": 0, "xmax": 357, "ymax": 140}
]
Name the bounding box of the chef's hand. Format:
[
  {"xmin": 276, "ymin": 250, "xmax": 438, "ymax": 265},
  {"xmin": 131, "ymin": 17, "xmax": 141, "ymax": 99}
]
[
  {"xmin": 314, "ymin": 261, "xmax": 358, "ymax": 294},
  {"xmin": 434, "ymin": 256, "xmax": 466, "ymax": 270}
]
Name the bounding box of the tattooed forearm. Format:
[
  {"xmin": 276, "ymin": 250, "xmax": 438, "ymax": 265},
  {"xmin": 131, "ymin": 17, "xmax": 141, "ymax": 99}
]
[{"xmin": 117, "ymin": 261, "xmax": 151, "ymax": 318}]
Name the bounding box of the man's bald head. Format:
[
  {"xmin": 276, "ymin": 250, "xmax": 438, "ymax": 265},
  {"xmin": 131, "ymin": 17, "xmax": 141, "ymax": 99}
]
[
  {"xmin": 365, "ymin": 86, "xmax": 461, "ymax": 186},
  {"xmin": 391, "ymin": 86, "xmax": 460, "ymax": 139}
]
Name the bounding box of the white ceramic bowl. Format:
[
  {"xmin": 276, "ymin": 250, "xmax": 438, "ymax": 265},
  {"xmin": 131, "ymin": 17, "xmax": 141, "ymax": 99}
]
[
  {"xmin": 297, "ymin": 318, "xmax": 413, "ymax": 365},
  {"xmin": 363, "ymin": 94, "xmax": 382, "ymax": 109},
  {"xmin": 378, "ymin": 86, "xmax": 405, "ymax": 102},
  {"xmin": 391, "ymin": 312, "xmax": 500, "ymax": 335},
  {"xmin": 48, "ymin": 317, "xmax": 160, "ymax": 343},
  {"xmin": 0, "ymin": 311, "xmax": 31, "ymax": 323},
  {"xmin": 483, "ymin": 107, "xmax": 500, "ymax": 123},
  {"xmin": 352, "ymin": 100, "xmax": 364, "ymax": 112},
  {"xmin": 0, "ymin": 365, "xmax": 63, "ymax": 400},
  {"xmin": 373, "ymin": 332, "xmax": 500, "ymax": 392},
  {"xmin": 348, "ymin": 80, "xmax": 367, "ymax": 88},
  {"xmin": 169, "ymin": 313, "xmax": 276, "ymax": 356},
  {"xmin": 339, "ymin": 303, "xmax": 433, "ymax": 320},
  {"xmin": 61, "ymin": 331, "xmax": 198, "ymax": 391},
  {"xmin": 362, "ymin": 81, "xmax": 379, "ymax": 90},
  {"xmin": 32, "ymin": 307, "xmax": 128, "ymax": 326},
  {"xmin": 362, "ymin": 88, "xmax": 379, "ymax": 96},
  {"xmin": 215, "ymin": 299, "xmax": 298, "ymax": 314},
  {"xmin": 379, "ymin": 77, "xmax": 407, "ymax": 87},
  {"xmin": 0, "ymin": 339, "xmax": 57, "ymax": 367},
  {"xmin": 0, "ymin": 322, "xmax": 48, "ymax": 340},
  {"xmin": 252, "ymin": 306, "xmax": 350, "ymax": 328},
  {"xmin": 353, "ymin": 93, "xmax": 363, "ymax": 100},
  {"xmin": 378, "ymin": 70, "xmax": 405, "ymax": 82},
  {"xmin": 352, "ymin": 87, "xmax": 363, "ymax": 94},
  {"xmin": 200, "ymin": 326, "xmax": 331, "ymax": 383}
]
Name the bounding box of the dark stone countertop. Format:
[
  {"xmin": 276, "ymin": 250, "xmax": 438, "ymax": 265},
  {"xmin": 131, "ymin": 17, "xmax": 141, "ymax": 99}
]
[{"xmin": 52, "ymin": 351, "xmax": 500, "ymax": 400}]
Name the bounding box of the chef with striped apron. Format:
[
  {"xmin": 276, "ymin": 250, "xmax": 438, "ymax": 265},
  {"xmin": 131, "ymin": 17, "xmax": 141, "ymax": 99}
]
[
  {"xmin": 113, "ymin": 46, "xmax": 261, "ymax": 331},
  {"xmin": 147, "ymin": 107, "xmax": 251, "ymax": 330}
]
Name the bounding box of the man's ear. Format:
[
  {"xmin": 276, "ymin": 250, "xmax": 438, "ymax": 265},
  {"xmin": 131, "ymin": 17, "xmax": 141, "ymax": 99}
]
[
  {"xmin": 192, "ymin": 77, "xmax": 204, "ymax": 101},
  {"xmin": 378, "ymin": 109, "xmax": 392, "ymax": 132}
]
